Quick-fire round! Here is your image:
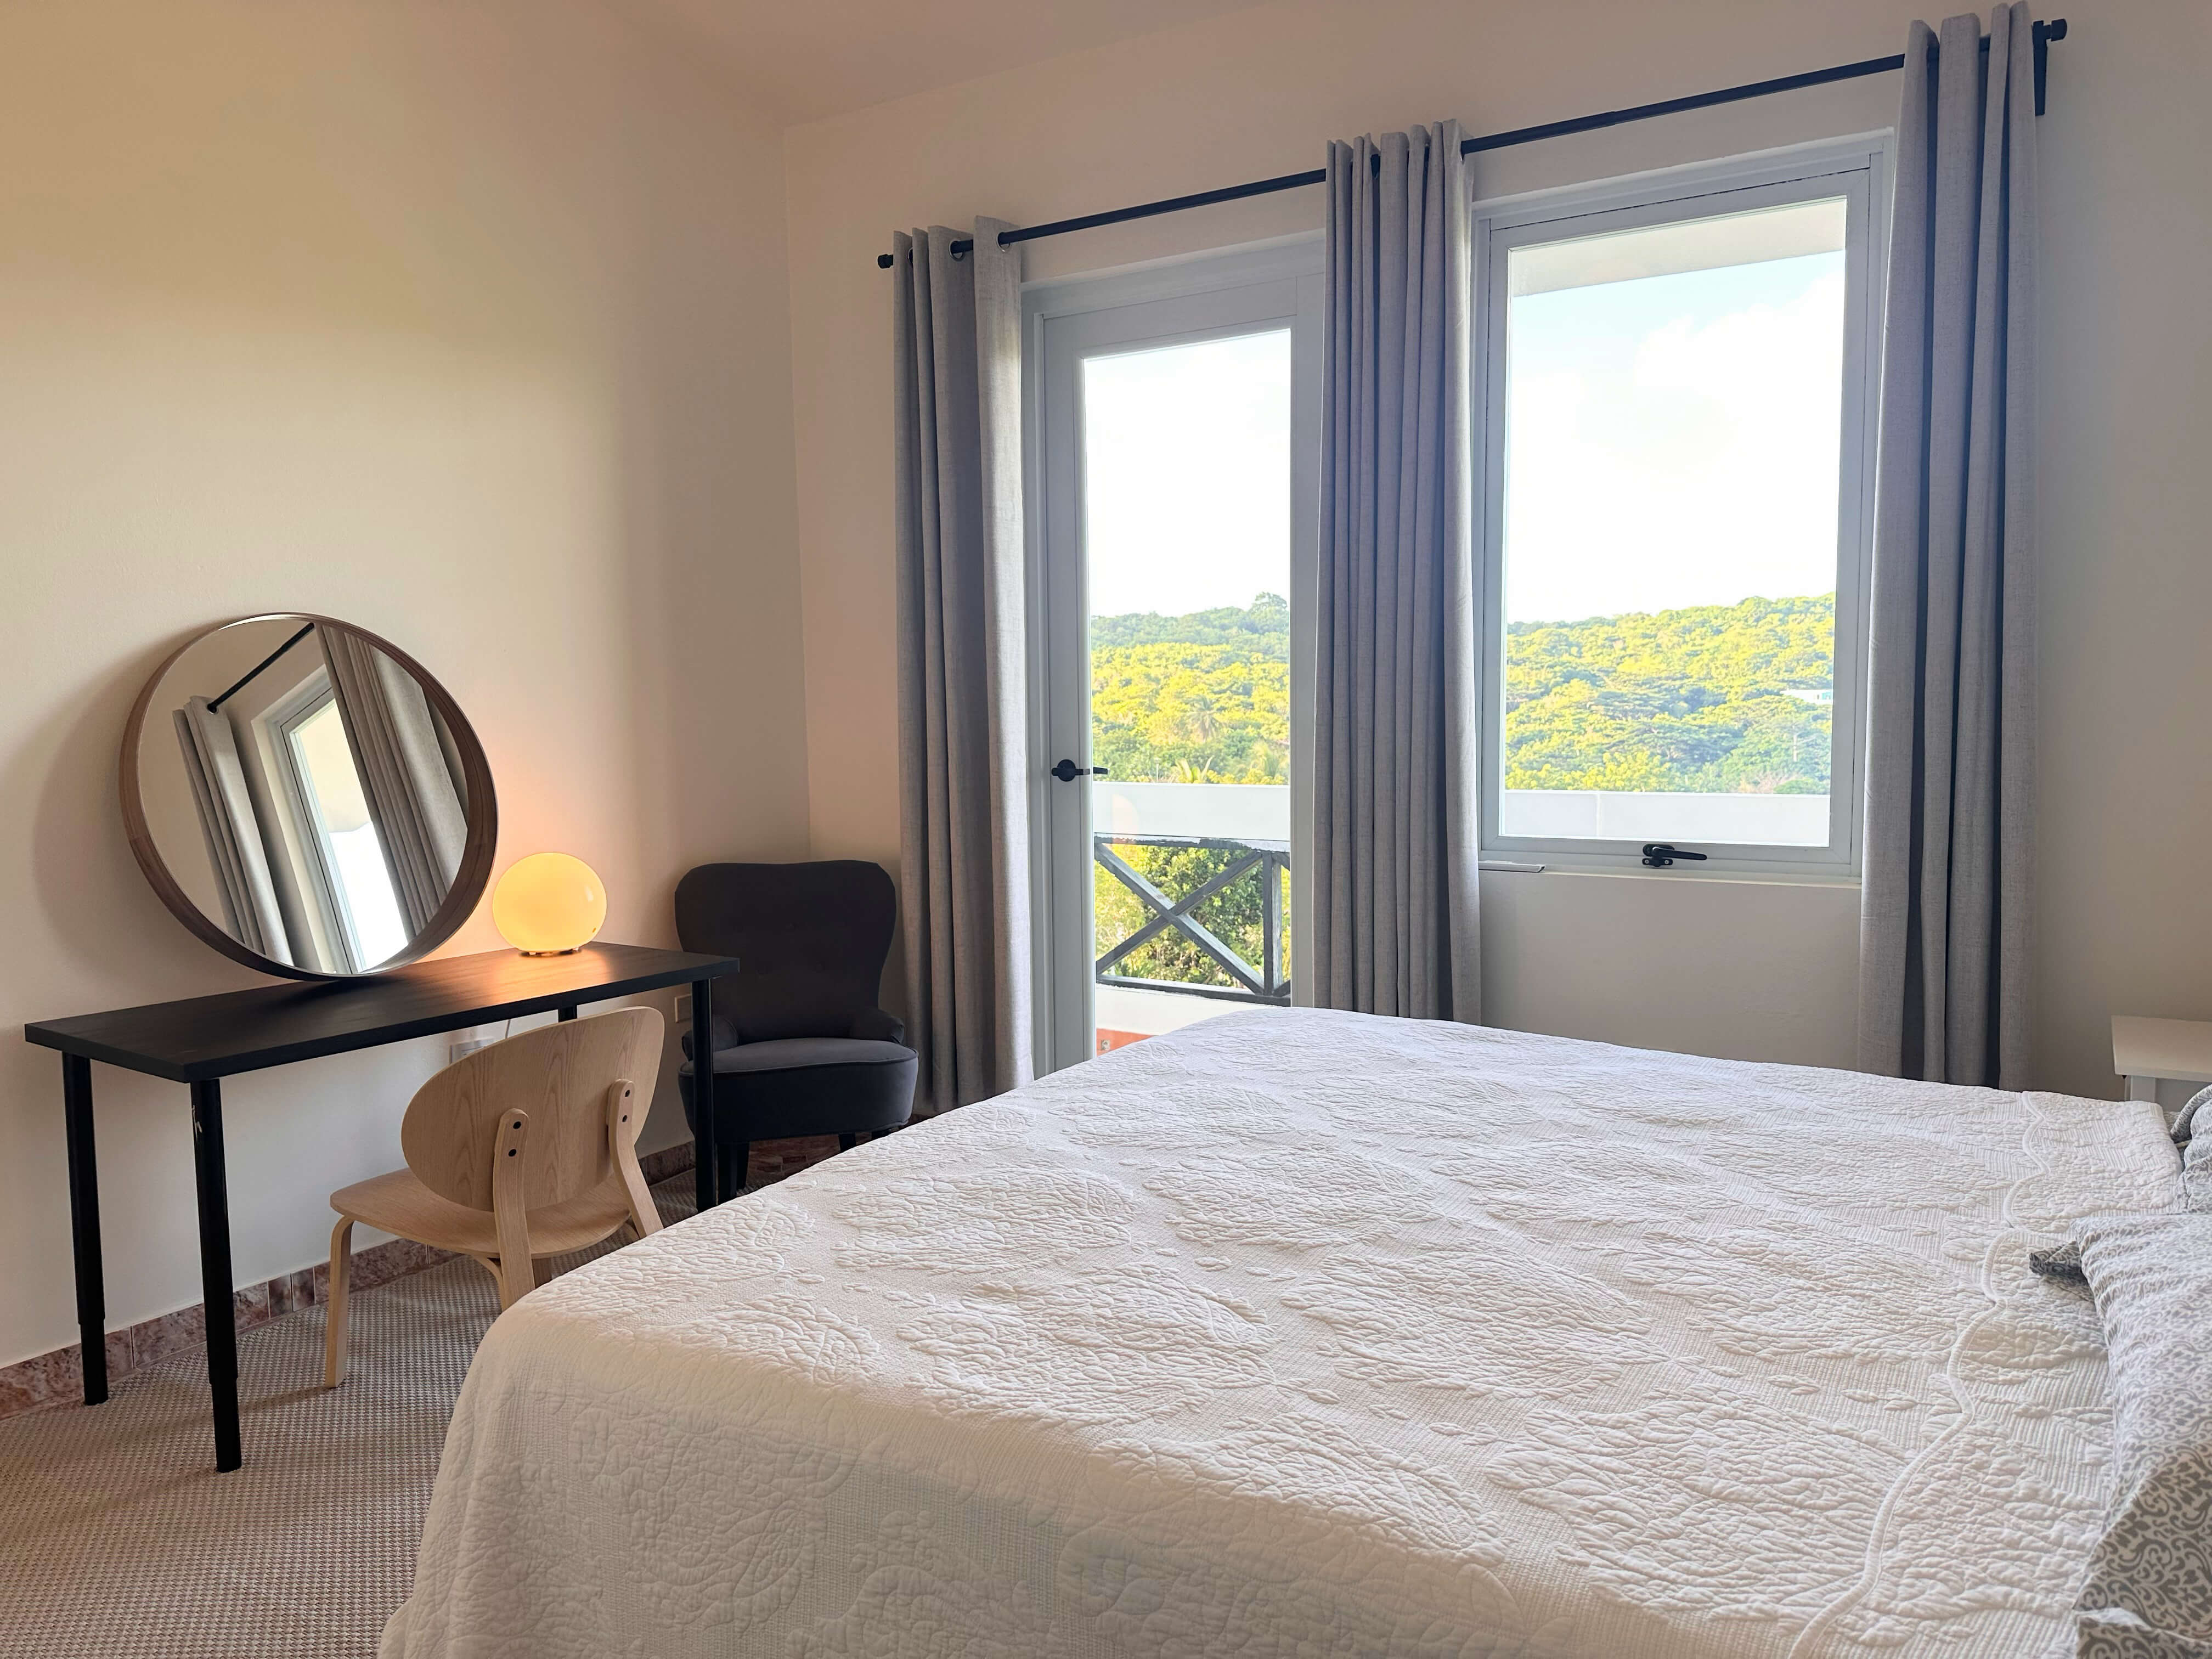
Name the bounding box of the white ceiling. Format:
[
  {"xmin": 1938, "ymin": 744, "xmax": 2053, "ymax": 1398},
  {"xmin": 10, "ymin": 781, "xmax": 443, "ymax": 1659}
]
[{"xmin": 631, "ymin": 0, "xmax": 1266, "ymax": 126}]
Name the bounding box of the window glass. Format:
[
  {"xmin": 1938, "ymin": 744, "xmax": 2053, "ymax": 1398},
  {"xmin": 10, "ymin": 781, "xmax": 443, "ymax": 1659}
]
[
  {"xmin": 1081, "ymin": 330, "xmax": 1294, "ymax": 1053},
  {"xmin": 288, "ymin": 698, "xmax": 408, "ymax": 966},
  {"xmin": 1498, "ymin": 198, "xmax": 1848, "ymax": 848}
]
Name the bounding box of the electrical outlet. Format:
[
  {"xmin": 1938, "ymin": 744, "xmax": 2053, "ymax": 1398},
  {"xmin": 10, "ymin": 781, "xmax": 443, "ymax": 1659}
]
[
  {"xmin": 675, "ymin": 992, "xmax": 692, "ymax": 1025},
  {"xmin": 449, "ymin": 1037, "xmax": 490, "ymax": 1064}
]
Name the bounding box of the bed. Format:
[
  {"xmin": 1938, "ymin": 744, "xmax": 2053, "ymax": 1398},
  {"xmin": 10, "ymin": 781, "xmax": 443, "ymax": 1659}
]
[{"xmin": 382, "ymin": 1008, "xmax": 2181, "ymax": 1658}]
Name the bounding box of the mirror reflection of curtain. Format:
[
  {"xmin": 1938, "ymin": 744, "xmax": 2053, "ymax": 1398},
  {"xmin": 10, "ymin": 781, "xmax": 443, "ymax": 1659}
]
[
  {"xmin": 173, "ymin": 697, "xmax": 295, "ymax": 964},
  {"xmin": 322, "ymin": 630, "xmax": 467, "ymax": 936}
]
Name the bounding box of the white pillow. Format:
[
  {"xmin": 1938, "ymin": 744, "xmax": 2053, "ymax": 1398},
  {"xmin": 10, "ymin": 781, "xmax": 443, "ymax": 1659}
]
[
  {"xmin": 2175, "ymin": 1085, "xmax": 2212, "ymax": 1142},
  {"xmin": 2074, "ymin": 1211, "xmax": 2212, "ymax": 1657},
  {"xmin": 2186, "ymin": 1126, "xmax": 2212, "ymax": 1215}
]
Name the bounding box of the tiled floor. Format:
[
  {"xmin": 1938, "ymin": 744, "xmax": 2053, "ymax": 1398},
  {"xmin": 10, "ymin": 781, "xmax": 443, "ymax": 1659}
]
[{"xmin": 0, "ymin": 1147, "xmax": 834, "ymax": 1659}]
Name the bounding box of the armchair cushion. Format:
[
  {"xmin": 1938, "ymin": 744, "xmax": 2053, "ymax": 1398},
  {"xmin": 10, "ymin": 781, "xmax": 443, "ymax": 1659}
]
[
  {"xmin": 681, "ymin": 1012, "xmax": 906, "ymax": 1062},
  {"xmin": 679, "ymin": 1036, "xmax": 918, "ymax": 1143},
  {"xmin": 849, "ymin": 1007, "xmax": 906, "ymax": 1044},
  {"xmin": 681, "ymin": 1037, "xmax": 913, "ymax": 1076}
]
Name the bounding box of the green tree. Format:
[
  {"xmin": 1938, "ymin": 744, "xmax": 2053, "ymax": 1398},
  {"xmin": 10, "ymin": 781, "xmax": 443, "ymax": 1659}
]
[
  {"xmin": 1094, "ymin": 847, "xmax": 1288, "ymax": 991},
  {"xmin": 1090, "ymin": 593, "xmax": 1290, "ymax": 988},
  {"xmin": 1090, "ymin": 592, "xmax": 1289, "ymax": 784},
  {"xmin": 1082, "ymin": 589, "xmax": 1835, "ymax": 992},
  {"xmin": 1503, "ymin": 593, "xmax": 1835, "ymax": 793}
]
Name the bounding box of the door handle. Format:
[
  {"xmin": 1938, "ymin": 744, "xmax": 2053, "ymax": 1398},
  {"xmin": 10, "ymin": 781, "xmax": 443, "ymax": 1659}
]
[{"xmin": 1050, "ymin": 759, "xmax": 1109, "ymax": 783}]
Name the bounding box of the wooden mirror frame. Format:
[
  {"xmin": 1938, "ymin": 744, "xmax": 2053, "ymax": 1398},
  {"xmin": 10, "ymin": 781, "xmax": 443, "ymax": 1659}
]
[{"xmin": 119, "ymin": 613, "xmax": 499, "ymax": 982}]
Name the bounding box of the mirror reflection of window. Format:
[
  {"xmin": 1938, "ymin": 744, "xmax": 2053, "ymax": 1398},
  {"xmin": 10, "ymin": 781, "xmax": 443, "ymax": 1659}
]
[
  {"xmin": 283, "ymin": 694, "xmax": 409, "ymax": 968},
  {"xmin": 130, "ymin": 614, "xmax": 490, "ymax": 979}
]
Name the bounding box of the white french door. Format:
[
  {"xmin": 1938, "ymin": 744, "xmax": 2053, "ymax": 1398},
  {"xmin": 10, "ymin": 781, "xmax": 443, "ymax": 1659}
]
[{"xmin": 1026, "ymin": 245, "xmax": 1324, "ymax": 1074}]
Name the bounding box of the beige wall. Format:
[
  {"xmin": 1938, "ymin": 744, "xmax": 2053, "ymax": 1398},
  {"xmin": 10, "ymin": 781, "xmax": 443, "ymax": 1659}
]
[
  {"xmin": 8, "ymin": 0, "xmax": 2205, "ymax": 1373},
  {"xmin": 786, "ymin": 0, "xmax": 2212, "ymax": 1096},
  {"xmin": 0, "ymin": 0, "xmax": 809, "ymax": 1368}
]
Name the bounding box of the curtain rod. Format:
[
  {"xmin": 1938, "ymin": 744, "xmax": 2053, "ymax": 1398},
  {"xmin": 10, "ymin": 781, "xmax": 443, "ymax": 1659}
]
[
  {"xmin": 207, "ymin": 623, "xmax": 315, "ymax": 713},
  {"xmin": 876, "ymin": 18, "xmax": 2066, "ymax": 269}
]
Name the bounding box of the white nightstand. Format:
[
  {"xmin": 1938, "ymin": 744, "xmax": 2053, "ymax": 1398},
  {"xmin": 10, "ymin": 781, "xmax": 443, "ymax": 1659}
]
[{"xmin": 2111, "ymin": 1015, "xmax": 2212, "ymax": 1104}]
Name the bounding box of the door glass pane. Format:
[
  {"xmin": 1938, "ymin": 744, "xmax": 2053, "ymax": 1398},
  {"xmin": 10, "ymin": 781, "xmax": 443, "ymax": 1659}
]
[
  {"xmin": 1499, "ymin": 198, "xmax": 1847, "ymax": 846},
  {"xmin": 289, "ymin": 698, "xmax": 409, "ymax": 967},
  {"xmin": 1083, "ymin": 330, "xmax": 1292, "ymax": 1054}
]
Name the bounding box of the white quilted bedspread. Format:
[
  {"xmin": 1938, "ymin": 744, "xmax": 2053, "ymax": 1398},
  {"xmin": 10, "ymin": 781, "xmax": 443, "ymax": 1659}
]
[{"xmin": 384, "ymin": 1011, "xmax": 2180, "ymax": 1659}]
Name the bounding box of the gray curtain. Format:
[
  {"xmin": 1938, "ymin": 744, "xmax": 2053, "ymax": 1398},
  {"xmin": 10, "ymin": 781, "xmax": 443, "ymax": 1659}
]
[
  {"xmin": 891, "ymin": 218, "xmax": 1033, "ymax": 1110},
  {"xmin": 173, "ymin": 697, "xmax": 294, "ymax": 964},
  {"xmin": 1313, "ymin": 123, "xmax": 1482, "ymax": 1023},
  {"xmin": 1859, "ymin": 5, "xmax": 2038, "ymax": 1087},
  {"xmin": 323, "ymin": 628, "xmax": 468, "ymax": 939}
]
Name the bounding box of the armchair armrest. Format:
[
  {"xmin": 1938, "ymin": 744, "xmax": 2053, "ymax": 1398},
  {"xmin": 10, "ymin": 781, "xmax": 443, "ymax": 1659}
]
[
  {"xmin": 850, "ymin": 1007, "xmax": 906, "ymax": 1045},
  {"xmin": 679, "ymin": 1012, "xmax": 740, "ymax": 1064}
]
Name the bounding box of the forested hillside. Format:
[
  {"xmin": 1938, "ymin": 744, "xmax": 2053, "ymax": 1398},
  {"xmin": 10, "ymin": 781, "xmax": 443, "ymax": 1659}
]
[
  {"xmin": 1503, "ymin": 594, "xmax": 1834, "ymax": 793},
  {"xmin": 1087, "ymin": 590, "xmax": 1835, "ymax": 793},
  {"xmin": 1090, "ymin": 593, "xmax": 1290, "ymax": 784},
  {"xmin": 1087, "ymin": 590, "xmax": 1832, "ymax": 1001}
]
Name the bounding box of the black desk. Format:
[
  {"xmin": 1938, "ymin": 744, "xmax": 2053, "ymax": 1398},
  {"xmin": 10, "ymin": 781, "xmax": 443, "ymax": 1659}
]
[{"xmin": 24, "ymin": 943, "xmax": 738, "ymax": 1471}]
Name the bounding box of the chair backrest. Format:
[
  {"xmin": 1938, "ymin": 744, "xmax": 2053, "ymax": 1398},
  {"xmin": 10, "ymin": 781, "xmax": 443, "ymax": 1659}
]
[
  {"xmin": 673, "ymin": 861, "xmax": 895, "ymax": 1042},
  {"xmin": 399, "ymin": 1006, "xmax": 663, "ymax": 1212}
]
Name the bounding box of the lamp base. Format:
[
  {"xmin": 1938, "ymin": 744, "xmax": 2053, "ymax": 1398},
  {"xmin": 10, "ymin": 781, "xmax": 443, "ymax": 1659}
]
[{"xmin": 516, "ymin": 946, "xmax": 585, "ymax": 957}]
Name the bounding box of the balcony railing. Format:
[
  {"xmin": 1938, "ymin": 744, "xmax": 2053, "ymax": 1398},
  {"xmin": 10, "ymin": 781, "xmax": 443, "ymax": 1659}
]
[{"xmin": 1093, "ymin": 832, "xmax": 1290, "ymax": 1006}]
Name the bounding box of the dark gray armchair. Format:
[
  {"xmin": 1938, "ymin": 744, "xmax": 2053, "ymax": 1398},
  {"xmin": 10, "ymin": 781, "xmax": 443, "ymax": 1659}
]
[{"xmin": 674, "ymin": 861, "xmax": 917, "ymax": 1196}]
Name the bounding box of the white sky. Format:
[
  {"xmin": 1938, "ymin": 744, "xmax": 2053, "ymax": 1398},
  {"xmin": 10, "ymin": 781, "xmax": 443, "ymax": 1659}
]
[
  {"xmin": 1074, "ymin": 240, "xmax": 1847, "ymax": 628},
  {"xmin": 1082, "ymin": 330, "xmax": 1291, "ymax": 618},
  {"xmin": 1504, "ymin": 249, "xmax": 1846, "ymax": 623}
]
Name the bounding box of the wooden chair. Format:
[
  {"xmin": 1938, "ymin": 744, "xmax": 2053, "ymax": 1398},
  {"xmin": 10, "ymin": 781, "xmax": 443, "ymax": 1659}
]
[{"xmin": 324, "ymin": 1006, "xmax": 665, "ymax": 1387}]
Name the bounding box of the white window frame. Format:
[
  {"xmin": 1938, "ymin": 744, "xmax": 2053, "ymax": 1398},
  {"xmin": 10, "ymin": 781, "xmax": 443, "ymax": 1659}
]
[
  {"xmin": 262, "ymin": 670, "xmax": 372, "ymax": 973},
  {"xmin": 1471, "ymin": 135, "xmax": 1891, "ymax": 880},
  {"xmin": 1022, "ymin": 239, "xmax": 1325, "ymax": 1074}
]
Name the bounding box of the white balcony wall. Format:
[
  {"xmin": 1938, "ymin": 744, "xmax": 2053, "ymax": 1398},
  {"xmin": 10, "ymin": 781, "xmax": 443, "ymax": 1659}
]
[
  {"xmin": 1094, "ymin": 781, "xmax": 1289, "ymax": 843},
  {"xmin": 1095, "ymin": 984, "xmax": 1234, "ymax": 1040},
  {"xmin": 1501, "ymin": 791, "xmax": 1831, "ymax": 846},
  {"xmin": 1098, "ymin": 781, "xmax": 1825, "ymax": 848},
  {"xmin": 1092, "ymin": 782, "xmax": 1288, "ymax": 1043}
]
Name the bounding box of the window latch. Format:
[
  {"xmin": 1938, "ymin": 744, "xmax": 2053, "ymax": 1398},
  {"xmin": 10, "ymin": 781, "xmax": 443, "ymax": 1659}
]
[
  {"xmin": 1049, "ymin": 759, "xmax": 1109, "ymax": 783},
  {"xmin": 1640, "ymin": 843, "xmax": 1708, "ymax": 868}
]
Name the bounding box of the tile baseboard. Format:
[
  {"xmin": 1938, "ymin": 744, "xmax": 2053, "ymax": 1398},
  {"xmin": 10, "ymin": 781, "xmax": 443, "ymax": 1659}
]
[
  {"xmin": 0, "ymin": 1140, "xmax": 703, "ymax": 1423},
  {"xmin": 635, "ymin": 1141, "xmax": 701, "ymax": 1186}
]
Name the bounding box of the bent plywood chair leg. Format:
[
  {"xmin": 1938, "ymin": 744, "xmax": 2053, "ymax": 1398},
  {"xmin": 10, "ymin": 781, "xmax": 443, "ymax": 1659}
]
[
  {"xmin": 606, "ymin": 1081, "xmax": 661, "ymax": 1239},
  {"xmin": 491, "ymin": 1109, "xmax": 534, "ymax": 1310},
  {"xmin": 324, "ymin": 1216, "xmax": 354, "ymax": 1388}
]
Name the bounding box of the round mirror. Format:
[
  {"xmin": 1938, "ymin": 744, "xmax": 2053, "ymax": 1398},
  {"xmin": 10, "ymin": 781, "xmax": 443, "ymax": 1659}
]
[{"xmin": 121, "ymin": 615, "xmax": 497, "ymax": 979}]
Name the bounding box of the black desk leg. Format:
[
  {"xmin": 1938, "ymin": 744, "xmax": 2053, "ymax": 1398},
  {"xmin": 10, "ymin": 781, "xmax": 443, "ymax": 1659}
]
[
  {"xmin": 189, "ymin": 1080, "xmax": 241, "ymax": 1472},
  {"xmin": 557, "ymin": 1005, "xmax": 577, "ymax": 1022},
  {"xmin": 692, "ymin": 978, "xmax": 717, "ymax": 1214},
  {"xmin": 61, "ymin": 1056, "xmax": 107, "ymax": 1406}
]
